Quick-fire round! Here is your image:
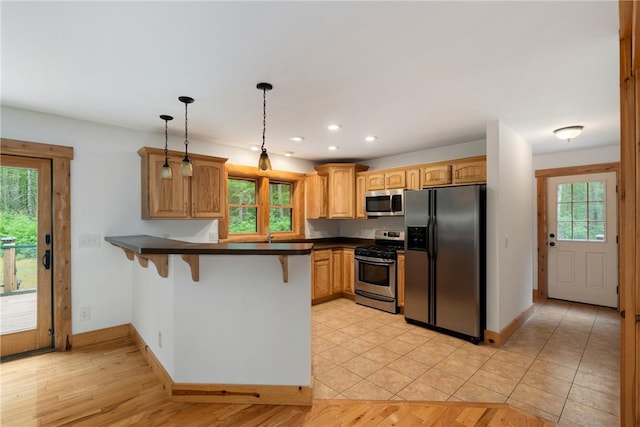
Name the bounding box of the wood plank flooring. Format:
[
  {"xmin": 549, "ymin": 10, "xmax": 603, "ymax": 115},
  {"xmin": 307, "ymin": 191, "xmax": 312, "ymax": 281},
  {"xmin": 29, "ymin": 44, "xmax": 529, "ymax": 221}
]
[{"xmin": 0, "ymin": 338, "xmax": 552, "ymax": 426}]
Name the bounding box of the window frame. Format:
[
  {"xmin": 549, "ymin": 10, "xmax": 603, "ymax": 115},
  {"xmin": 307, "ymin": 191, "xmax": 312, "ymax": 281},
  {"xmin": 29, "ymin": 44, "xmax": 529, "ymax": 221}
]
[{"xmin": 223, "ymin": 164, "xmax": 305, "ymax": 242}]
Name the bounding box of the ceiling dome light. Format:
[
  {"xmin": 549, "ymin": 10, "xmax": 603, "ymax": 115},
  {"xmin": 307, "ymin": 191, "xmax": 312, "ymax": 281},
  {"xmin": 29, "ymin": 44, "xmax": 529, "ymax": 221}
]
[
  {"xmin": 289, "ymin": 136, "xmax": 304, "ymax": 142},
  {"xmin": 328, "ymin": 145, "xmax": 339, "ymax": 151},
  {"xmin": 249, "ymin": 145, "xmax": 261, "ymax": 151},
  {"xmin": 365, "ymin": 135, "xmax": 378, "ymax": 142},
  {"xmin": 553, "ymin": 125, "xmax": 584, "ymax": 142},
  {"xmin": 284, "ymin": 151, "xmax": 294, "ymax": 157},
  {"xmin": 327, "ymin": 124, "xmax": 342, "ymax": 131}
]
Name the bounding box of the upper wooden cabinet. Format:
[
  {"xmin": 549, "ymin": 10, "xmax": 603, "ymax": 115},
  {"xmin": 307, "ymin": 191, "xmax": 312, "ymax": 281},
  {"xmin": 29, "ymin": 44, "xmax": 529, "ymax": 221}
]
[
  {"xmin": 311, "ymin": 163, "xmax": 369, "ymax": 219},
  {"xmin": 355, "ymin": 172, "xmax": 367, "ymax": 219},
  {"xmin": 405, "ymin": 168, "xmax": 421, "ymax": 190},
  {"xmin": 139, "ymin": 147, "xmax": 227, "ymax": 220},
  {"xmin": 423, "ymin": 164, "xmax": 453, "ymax": 187},
  {"xmin": 453, "ymin": 158, "xmax": 486, "ymax": 184},
  {"xmin": 365, "ymin": 170, "xmax": 406, "ymax": 191},
  {"xmin": 305, "ymin": 172, "xmax": 328, "ymax": 219}
]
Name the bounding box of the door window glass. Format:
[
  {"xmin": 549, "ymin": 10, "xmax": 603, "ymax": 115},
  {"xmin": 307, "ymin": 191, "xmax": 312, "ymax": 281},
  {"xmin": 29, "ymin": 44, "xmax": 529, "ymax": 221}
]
[{"xmin": 556, "ymin": 181, "xmax": 605, "ymax": 241}]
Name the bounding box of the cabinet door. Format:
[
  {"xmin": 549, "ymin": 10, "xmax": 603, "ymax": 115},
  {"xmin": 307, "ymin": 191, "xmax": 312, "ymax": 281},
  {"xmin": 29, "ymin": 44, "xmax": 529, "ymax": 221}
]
[
  {"xmin": 385, "ymin": 170, "xmax": 406, "ymax": 189},
  {"xmin": 305, "ymin": 172, "xmax": 328, "ymax": 219},
  {"xmin": 355, "ymin": 173, "xmax": 367, "ymax": 219},
  {"xmin": 145, "ymin": 153, "xmax": 189, "ymax": 219},
  {"xmin": 365, "ymin": 172, "xmax": 386, "ymax": 191},
  {"xmin": 328, "ymin": 167, "xmax": 355, "ymax": 218},
  {"xmin": 405, "ymin": 168, "xmax": 421, "ymax": 190},
  {"xmin": 332, "ymin": 249, "xmax": 343, "ymax": 294},
  {"xmin": 312, "ymin": 250, "xmax": 332, "ymax": 299},
  {"xmin": 453, "ymin": 159, "xmax": 486, "ymax": 184},
  {"xmin": 343, "ymin": 248, "xmax": 355, "ymax": 295},
  {"xmin": 422, "ymin": 164, "xmax": 452, "ymax": 187},
  {"xmin": 397, "ymin": 253, "xmax": 405, "ymax": 308},
  {"xmin": 191, "ymin": 158, "xmax": 226, "ymax": 218}
]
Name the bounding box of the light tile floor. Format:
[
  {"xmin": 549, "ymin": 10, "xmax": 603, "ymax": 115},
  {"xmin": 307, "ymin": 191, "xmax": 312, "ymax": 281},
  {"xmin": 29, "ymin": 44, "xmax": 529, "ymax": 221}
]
[{"xmin": 312, "ymin": 298, "xmax": 620, "ymax": 426}]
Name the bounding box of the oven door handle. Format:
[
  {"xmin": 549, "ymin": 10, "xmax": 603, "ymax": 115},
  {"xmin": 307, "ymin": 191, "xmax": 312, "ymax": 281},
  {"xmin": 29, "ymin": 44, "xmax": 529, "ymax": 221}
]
[{"xmin": 354, "ymin": 256, "xmax": 395, "ymax": 265}]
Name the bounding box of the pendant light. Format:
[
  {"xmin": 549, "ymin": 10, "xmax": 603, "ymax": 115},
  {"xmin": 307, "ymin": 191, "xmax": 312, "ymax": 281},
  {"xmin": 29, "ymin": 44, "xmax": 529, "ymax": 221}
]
[
  {"xmin": 159, "ymin": 114, "xmax": 174, "ymax": 179},
  {"xmin": 179, "ymin": 96, "xmax": 194, "ymax": 176},
  {"xmin": 257, "ymin": 82, "xmax": 273, "ymax": 171}
]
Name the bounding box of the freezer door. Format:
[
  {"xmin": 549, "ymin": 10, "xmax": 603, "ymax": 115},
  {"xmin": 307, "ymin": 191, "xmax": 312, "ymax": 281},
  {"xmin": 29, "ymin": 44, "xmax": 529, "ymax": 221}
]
[
  {"xmin": 404, "ymin": 189, "xmax": 432, "ymax": 324},
  {"xmin": 433, "ymin": 185, "xmax": 483, "ymax": 337},
  {"xmin": 404, "ymin": 250, "xmax": 430, "ymax": 323}
]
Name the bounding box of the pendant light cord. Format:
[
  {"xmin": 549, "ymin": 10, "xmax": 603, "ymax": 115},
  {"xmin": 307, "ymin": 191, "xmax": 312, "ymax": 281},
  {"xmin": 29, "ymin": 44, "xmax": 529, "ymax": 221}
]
[
  {"xmin": 184, "ymin": 101, "xmax": 189, "ymax": 157},
  {"xmin": 261, "ymin": 87, "xmax": 267, "ymax": 151},
  {"xmin": 164, "ymin": 119, "xmax": 169, "ymax": 158}
]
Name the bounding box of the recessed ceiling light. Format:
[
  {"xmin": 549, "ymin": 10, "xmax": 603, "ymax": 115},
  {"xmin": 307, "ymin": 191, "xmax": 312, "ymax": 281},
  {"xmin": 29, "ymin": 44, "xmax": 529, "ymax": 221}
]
[
  {"xmin": 249, "ymin": 145, "xmax": 261, "ymax": 151},
  {"xmin": 284, "ymin": 151, "xmax": 294, "ymax": 157},
  {"xmin": 289, "ymin": 136, "xmax": 304, "ymax": 142},
  {"xmin": 328, "ymin": 145, "xmax": 339, "ymax": 151},
  {"xmin": 365, "ymin": 135, "xmax": 378, "ymax": 142},
  {"xmin": 327, "ymin": 124, "xmax": 342, "ymax": 131}
]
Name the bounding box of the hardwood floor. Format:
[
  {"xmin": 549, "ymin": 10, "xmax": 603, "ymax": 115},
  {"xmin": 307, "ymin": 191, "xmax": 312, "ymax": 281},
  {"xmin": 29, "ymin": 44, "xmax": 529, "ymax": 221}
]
[{"xmin": 0, "ymin": 338, "xmax": 551, "ymax": 426}]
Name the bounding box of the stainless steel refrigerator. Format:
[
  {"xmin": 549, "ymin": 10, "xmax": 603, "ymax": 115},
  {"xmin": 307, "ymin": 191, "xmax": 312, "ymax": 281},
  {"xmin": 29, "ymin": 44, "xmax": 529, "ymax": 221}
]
[{"xmin": 404, "ymin": 184, "xmax": 485, "ymax": 343}]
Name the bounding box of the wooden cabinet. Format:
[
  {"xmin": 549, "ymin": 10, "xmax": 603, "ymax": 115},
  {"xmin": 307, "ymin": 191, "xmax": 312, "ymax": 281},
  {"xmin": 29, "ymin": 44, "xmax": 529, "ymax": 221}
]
[
  {"xmin": 405, "ymin": 168, "xmax": 421, "ymax": 190},
  {"xmin": 355, "ymin": 173, "xmax": 367, "ymax": 219},
  {"xmin": 311, "ymin": 247, "xmax": 356, "ymax": 302},
  {"xmin": 453, "ymin": 158, "xmax": 486, "ymax": 184},
  {"xmin": 332, "ymin": 249, "xmax": 343, "ymax": 293},
  {"xmin": 190, "ymin": 157, "xmax": 226, "ymax": 218},
  {"xmin": 365, "ymin": 170, "xmax": 406, "ymax": 191},
  {"xmin": 422, "ymin": 164, "xmax": 452, "ymax": 187},
  {"xmin": 312, "ymin": 249, "xmax": 332, "ymax": 300},
  {"xmin": 139, "ymin": 147, "xmax": 227, "ymax": 219},
  {"xmin": 305, "ymin": 172, "xmax": 328, "ymax": 219},
  {"xmin": 311, "ymin": 163, "xmax": 368, "ymax": 219},
  {"xmin": 397, "ymin": 252, "xmax": 405, "ymax": 308},
  {"xmin": 343, "ymin": 248, "xmax": 355, "ymax": 295}
]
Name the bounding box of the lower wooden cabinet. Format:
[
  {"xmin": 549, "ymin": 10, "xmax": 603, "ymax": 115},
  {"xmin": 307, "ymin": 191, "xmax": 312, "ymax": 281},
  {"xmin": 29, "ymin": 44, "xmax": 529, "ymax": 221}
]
[
  {"xmin": 311, "ymin": 247, "xmax": 356, "ymax": 302},
  {"xmin": 311, "ymin": 249, "xmax": 332, "ymax": 300},
  {"xmin": 397, "ymin": 252, "xmax": 405, "ymax": 308},
  {"xmin": 343, "ymin": 248, "xmax": 355, "ymax": 295}
]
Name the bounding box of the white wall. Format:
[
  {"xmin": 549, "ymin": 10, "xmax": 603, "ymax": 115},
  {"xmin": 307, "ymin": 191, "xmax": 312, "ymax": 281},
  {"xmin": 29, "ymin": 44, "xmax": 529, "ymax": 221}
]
[
  {"xmin": 363, "ymin": 140, "xmax": 486, "ymax": 170},
  {"xmin": 531, "ymin": 145, "xmax": 620, "ymax": 289},
  {"xmin": 486, "ymin": 121, "xmax": 533, "ymax": 333},
  {"xmin": 1, "ymin": 106, "xmax": 316, "ymax": 334}
]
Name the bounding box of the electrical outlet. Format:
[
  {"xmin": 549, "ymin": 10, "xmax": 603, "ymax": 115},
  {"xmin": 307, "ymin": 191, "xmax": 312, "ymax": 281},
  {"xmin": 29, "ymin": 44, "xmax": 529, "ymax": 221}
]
[
  {"xmin": 208, "ymin": 231, "xmax": 218, "ymax": 242},
  {"xmin": 78, "ymin": 234, "xmax": 100, "ymax": 248},
  {"xmin": 79, "ymin": 307, "xmax": 91, "ymax": 321},
  {"xmin": 158, "ymin": 331, "xmax": 163, "ymax": 348}
]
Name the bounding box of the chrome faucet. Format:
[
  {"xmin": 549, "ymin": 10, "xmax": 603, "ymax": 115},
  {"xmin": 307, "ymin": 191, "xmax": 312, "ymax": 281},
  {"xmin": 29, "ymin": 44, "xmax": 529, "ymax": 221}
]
[{"xmin": 267, "ymin": 233, "xmax": 273, "ymax": 244}]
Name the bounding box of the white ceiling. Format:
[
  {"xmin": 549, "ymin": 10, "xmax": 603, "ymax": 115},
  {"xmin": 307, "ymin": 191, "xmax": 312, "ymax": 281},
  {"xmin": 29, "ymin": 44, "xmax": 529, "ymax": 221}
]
[{"xmin": 1, "ymin": 1, "xmax": 620, "ymax": 162}]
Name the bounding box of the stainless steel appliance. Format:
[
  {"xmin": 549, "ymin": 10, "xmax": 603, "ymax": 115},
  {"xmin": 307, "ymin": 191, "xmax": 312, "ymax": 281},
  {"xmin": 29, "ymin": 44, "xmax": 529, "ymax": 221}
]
[
  {"xmin": 354, "ymin": 230, "xmax": 404, "ymax": 313},
  {"xmin": 364, "ymin": 189, "xmax": 404, "ymax": 217},
  {"xmin": 404, "ymin": 184, "xmax": 485, "ymax": 343}
]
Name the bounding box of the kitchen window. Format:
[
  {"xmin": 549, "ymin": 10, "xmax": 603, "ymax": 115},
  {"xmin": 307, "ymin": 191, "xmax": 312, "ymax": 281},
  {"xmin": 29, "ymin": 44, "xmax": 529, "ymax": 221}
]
[{"xmin": 225, "ymin": 164, "xmax": 305, "ymax": 241}]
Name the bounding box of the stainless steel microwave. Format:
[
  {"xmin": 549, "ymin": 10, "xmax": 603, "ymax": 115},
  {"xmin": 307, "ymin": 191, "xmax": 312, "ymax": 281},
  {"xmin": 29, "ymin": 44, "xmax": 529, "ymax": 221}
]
[{"xmin": 364, "ymin": 189, "xmax": 404, "ymax": 216}]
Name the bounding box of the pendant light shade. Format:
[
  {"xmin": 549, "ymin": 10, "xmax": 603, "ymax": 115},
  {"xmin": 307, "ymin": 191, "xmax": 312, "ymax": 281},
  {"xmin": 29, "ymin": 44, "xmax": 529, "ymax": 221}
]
[
  {"xmin": 553, "ymin": 125, "xmax": 584, "ymax": 142},
  {"xmin": 179, "ymin": 96, "xmax": 194, "ymax": 176},
  {"xmin": 160, "ymin": 114, "xmax": 173, "ymax": 180},
  {"xmin": 256, "ymin": 82, "xmax": 273, "ymax": 171}
]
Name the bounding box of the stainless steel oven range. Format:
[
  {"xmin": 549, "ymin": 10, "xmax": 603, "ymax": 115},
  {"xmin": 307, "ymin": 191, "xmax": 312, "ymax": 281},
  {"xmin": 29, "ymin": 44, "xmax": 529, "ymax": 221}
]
[{"xmin": 354, "ymin": 230, "xmax": 404, "ymax": 314}]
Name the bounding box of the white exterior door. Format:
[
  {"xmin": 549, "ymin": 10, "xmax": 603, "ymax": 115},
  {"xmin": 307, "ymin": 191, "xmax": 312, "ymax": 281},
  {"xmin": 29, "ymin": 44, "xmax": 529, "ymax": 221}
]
[{"xmin": 547, "ymin": 172, "xmax": 618, "ymax": 308}]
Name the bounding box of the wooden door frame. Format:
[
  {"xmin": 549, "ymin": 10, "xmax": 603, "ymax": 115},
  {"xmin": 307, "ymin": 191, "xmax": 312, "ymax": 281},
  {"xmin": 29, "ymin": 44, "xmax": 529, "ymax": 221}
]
[
  {"xmin": 535, "ymin": 163, "xmax": 620, "ymax": 300},
  {"xmin": 1, "ymin": 138, "xmax": 73, "ymax": 351}
]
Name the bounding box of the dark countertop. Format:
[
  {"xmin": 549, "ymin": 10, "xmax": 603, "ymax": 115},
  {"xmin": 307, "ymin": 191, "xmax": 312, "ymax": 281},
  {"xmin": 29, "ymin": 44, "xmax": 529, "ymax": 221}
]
[{"xmin": 105, "ymin": 235, "xmax": 313, "ymax": 256}]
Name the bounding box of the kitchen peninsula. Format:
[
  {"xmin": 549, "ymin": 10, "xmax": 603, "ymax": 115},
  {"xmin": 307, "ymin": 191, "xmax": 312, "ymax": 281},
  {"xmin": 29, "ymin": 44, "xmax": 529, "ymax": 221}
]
[{"xmin": 105, "ymin": 235, "xmax": 314, "ymax": 405}]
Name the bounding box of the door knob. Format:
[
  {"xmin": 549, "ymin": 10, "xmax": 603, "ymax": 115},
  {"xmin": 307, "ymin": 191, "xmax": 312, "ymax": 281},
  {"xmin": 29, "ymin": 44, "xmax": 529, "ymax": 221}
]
[{"xmin": 549, "ymin": 242, "xmax": 556, "ymax": 247}]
